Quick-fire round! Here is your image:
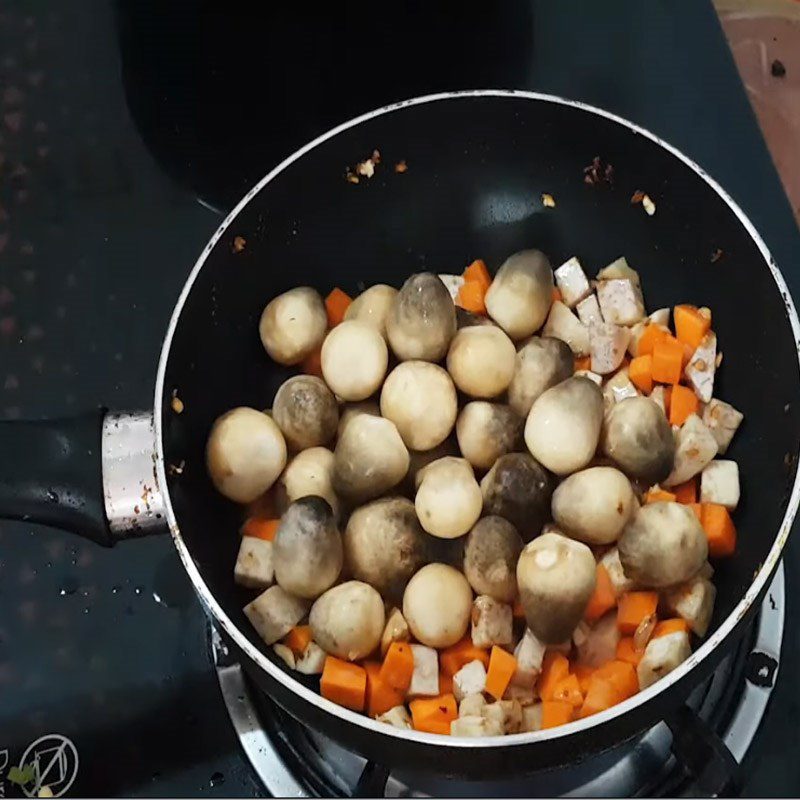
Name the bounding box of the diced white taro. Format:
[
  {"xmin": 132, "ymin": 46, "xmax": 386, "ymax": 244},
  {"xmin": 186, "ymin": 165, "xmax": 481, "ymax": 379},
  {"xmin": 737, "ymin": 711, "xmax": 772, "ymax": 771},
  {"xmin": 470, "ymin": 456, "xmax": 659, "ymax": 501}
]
[
  {"xmin": 244, "ymin": 586, "xmax": 310, "ymax": 645},
  {"xmin": 295, "ymin": 641, "xmax": 327, "ymax": 674},
  {"xmin": 576, "ymin": 293, "xmax": 604, "ymax": 326},
  {"xmin": 700, "ymin": 460, "xmax": 740, "ymax": 510},
  {"xmin": 649, "ymin": 386, "xmax": 668, "ymax": 417},
  {"xmin": 234, "ymin": 537, "xmax": 275, "ymax": 590},
  {"xmin": 597, "ymin": 256, "xmax": 641, "ymax": 287},
  {"xmin": 702, "ymin": 399, "xmax": 744, "ymax": 454},
  {"xmin": 603, "ymin": 367, "xmax": 639, "ymax": 413},
  {"xmin": 664, "ymin": 414, "xmax": 719, "ymax": 487},
  {"xmin": 596, "ymin": 279, "xmax": 645, "ymax": 326},
  {"xmin": 503, "ymin": 684, "xmax": 538, "ymax": 706},
  {"xmin": 513, "ymin": 628, "xmax": 547, "ymax": 686},
  {"xmin": 663, "ymin": 578, "xmax": 716, "ymax": 637},
  {"xmin": 627, "ymin": 321, "xmax": 646, "ymax": 356},
  {"xmin": 451, "ymin": 714, "xmax": 503, "ymax": 737},
  {"xmin": 600, "ymin": 547, "xmax": 637, "ymax": 596},
  {"xmin": 576, "ymin": 612, "xmax": 621, "ymax": 668},
  {"xmin": 521, "ymin": 702, "xmax": 543, "ymax": 732},
  {"xmin": 377, "ymin": 705, "xmax": 412, "ymax": 729},
  {"xmin": 494, "ymin": 699, "xmax": 523, "ymax": 733},
  {"xmin": 407, "ymin": 644, "xmax": 439, "ymax": 697},
  {"xmin": 575, "ymin": 369, "xmax": 603, "ymax": 385},
  {"xmin": 554, "ymin": 256, "xmax": 592, "ymax": 308},
  {"xmin": 381, "ymin": 607, "xmax": 410, "ymax": 656},
  {"xmin": 572, "ymin": 620, "xmax": 591, "ymax": 648},
  {"xmin": 543, "ymin": 301, "xmax": 590, "ymax": 355},
  {"xmin": 590, "ymin": 323, "xmax": 631, "ymax": 375},
  {"xmin": 438, "ymin": 273, "xmax": 464, "ymax": 303},
  {"xmin": 453, "ymin": 659, "xmax": 487, "ymax": 701},
  {"xmin": 459, "ymin": 693, "xmax": 487, "ymax": 718},
  {"xmin": 637, "ymin": 631, "xmax": 692, "ymax": 689},
  {"xmin": 649, "ymin": 308, "xmax": 670, "ymax": 327},
  {"xmin": 471, "ymin": 596, "xmax": 513, "ymax": 649},
  {"xmin": 273, "ymin": 643, "xmax": 296, "ymax": 669},
  {"xmin": 685, "ymin": 331, "xmax": 717, "ymax": 403}
]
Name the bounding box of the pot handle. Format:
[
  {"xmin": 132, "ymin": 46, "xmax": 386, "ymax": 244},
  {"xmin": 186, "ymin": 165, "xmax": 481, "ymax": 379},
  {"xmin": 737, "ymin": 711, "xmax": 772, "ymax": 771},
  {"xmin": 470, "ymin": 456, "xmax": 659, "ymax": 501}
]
[
  {"xmin": 667, "ymin": 704, "xmax": 740, "ymax": 797},
  {"xmin": 0, "ymin": 410, "xmax": 166, "ymax": 545}
]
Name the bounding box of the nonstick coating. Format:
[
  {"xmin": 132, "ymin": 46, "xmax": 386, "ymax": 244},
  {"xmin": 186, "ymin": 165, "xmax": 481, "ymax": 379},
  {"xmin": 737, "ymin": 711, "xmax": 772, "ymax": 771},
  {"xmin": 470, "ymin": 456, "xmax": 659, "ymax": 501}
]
[{"xmin": 158, "ymin": 92, "xmax": 800, "ymax": 774}]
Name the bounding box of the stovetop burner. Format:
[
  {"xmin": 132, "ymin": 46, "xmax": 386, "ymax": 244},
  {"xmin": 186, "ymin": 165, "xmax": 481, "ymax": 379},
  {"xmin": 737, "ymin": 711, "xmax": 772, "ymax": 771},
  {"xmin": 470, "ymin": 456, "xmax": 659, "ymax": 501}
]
[{"xmin": 212, "ymin": 564, "xmax": 784, "ymax": 798}]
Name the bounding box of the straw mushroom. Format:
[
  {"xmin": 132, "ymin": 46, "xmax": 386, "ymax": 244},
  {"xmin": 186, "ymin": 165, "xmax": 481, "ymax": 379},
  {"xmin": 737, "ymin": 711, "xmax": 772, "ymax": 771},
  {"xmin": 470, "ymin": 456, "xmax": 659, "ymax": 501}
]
[
  {"xmin": 403, "ymin": 563, "xmax": 473, "ymax": 647},
  {"xmin": 337, "ymin": 400, "xmax": 381, "ymax": 439},
  {"xmin": 321, "ymin": 320, "xmax": 388, "ymax": 401},
  {"xmin": 462, "ymin": 516, "xmax": 523, "ymax": 602},
  {"xmin": 272, "ymin": 375, "xmax": 339, "ymax": 450},
  {"xmin": 277, "ymin": 447, "xmax": 339, "ymax": 519},
  {"xmin": 386, "ymin": 273, "xmax": 457, "ymax": 362},
  {"xmin": 456, "ymin": 402, "xmax": 523, "ymax": 471},
  {"xmin": 446, "ymin": 326, "xmax": 516, "ymax": 398},
  {"xmin": 344, "ymin": 284, "xmax": 398, "ymax": 338},
  {"xmin": 206, "ymin": 407, "xmax": 287, "ymax": 503},
  {"xmin": 415, "ymin": 457, "xmax": 482, "ymax": 539},
  {"xmin": 259, "ymin": 287, "xmax": 327, "ymax": 365},
  {"xmin": 508, "ymin": 336, "xmax": 574, "ymax": 417}
]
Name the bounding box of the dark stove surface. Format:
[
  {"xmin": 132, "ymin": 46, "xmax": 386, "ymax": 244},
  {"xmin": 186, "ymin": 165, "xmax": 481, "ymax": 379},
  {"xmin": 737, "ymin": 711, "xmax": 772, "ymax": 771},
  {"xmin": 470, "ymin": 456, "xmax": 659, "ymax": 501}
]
[{"xmin": 0, "ymin": 1, "xmax": 798, "ymax": 797}]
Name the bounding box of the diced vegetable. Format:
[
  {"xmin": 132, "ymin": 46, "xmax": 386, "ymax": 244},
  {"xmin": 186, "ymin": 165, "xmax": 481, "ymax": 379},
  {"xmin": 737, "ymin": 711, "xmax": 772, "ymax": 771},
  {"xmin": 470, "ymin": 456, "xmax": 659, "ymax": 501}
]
[
  {"xmin": 593, "ymin": 660, "xmax": 639, "ymax": 700},
  {"xmin": 244, "ymin": 586, "xmax": 310, "ymax": 645},
  {"xmin": 380, "ymin": 641, "xmax": 415, "ymax": 692},
  {"xmin": 599, "ymin": 547, "xmax": 637, "ymax": 597},
  {"xmin": 543, "ymin": 301, "xmax": 591, "ymax": 355},
  {"xmin": 376, "ymin": 705, "xmax": 412, "ymax": 729},
  {"xmin": 615, "ymin": 636, "xmax": 644, "ymax": 665},
  {"xmin": 440, "ymin": 637, "xmax": 490, "ymax": 677},
  {"xmin": 459, "ymin": 693, "xmax": 487, "ymax": 718},
  {"xmin": 321, "ymin": 656, "xmax": 367, "ymax": 711},
  {"xmin": 584, "ymin": 565, "xmax": 617, "ymax": 623},
  {"xmin": 453, "ymin": 659, "xmax": 488, "ymax": 701},
  {"xmin": 637, "ymin": 631, "xmax": 691, "ymax": 689},
  {"xmin": 576, "ymin": 611, "xmax": 621, "ymax": 667},
  {"xmin": 573, "ymin": 355, "xmax": 591, "ymax": 370},
  {"xmin": 617, "ymin": 591, "xmax": 659, "ymax": 635},
  {"xmin": 575, "ymin": 369, "xmax": 603, "ymax": 385},
  {"xmin": 664, "ymin": 414, "xmax": 719, "ymax": 486},
  {"xmin": 485, "ymin": 645, "xmax": 517, "ymax": 700},
  {"xmin": 457, "ymin": 280, "xmax": 488, "ymax": 315},
  {"xmin": 296, "ymin": 641, "xmax": 327, "ymax": 674},
  {"xmin": 241, "ymin": 517, "xmax": 280, "ymax": 541},
  {"xmin": 325, "ymin": 287, "xmax": 353, "ymax": 327},
  {"xmin": 674, "ymin": 304, "xmax": 711, "ymax": 349},
  {"xmin": 380, "ymin": 607, "xmax": 410, "ymax": 656},
  {"xmin": 551, "ymin": 673, "xmax": 584, "ymax": 708},
  {"xmin": 700, "ymin": 460, "xmax": 740, "ymax": 510},
  {"xmin": 542, "ymin": 700, "xmax": 575, "ymax": 728},
  {"xmin": 590, "ymin": 322, "xmax": 631, "ymax": 374},
  {"xmin": 451, "ymin": 713, "xmax": 502, "ymax": 737},
  {"xmin": 283, "ymin": 625, "xmax": 312, "ymax": 656},
  {"xmin": 700, "ymin": 503, "xmax": 737, "ymax": 557},
  {"xmin": 439, "ymin": 670, "xmax": 453, "ymax": 696},
  {"xmin": 645, "ymin": 486, "xmax": 677, "ymax": 504},
  {"xmin": 652, "ymin": 618, "xmax": 691, "ymax": 639},
  {"xmin": 649, "ymin": 385, "xmax": 668, "ymax": 416},
  {"xmin": 407, "ymin": 644, "xmax": 440, "ymax": 697},
  {"xmin": 669, "ymin": 384, "xmax": 700, "ymax": 426},
  {"xmin": 273, "ymin": 643, "xmax": 296, "ymax": 669},
  {"xmin": 578, "ymin": 677, "xmax": 620, "ymax": 718},
  {"xmin": 596, "ymin": 279, "xmax": 645, "ymax": 326},
  {"xmin": 234, "ymin": 536, "xmax": 275, "ymax": 590},
  {"xmin": 554, "ymin": 256, "xmax": 592, "ymax": 308},
  {"xmin": 685, "ymin": 331, "xmax": 717, "ymax": 403},
  {"xmin": 409, "ymin": 694, "xmax": 458, "ymax": 735},
  {"xmin": 463, "ymin": 259, "xmax": 492, "ymax": 291},
  {"xmin": 576, "ymin": 293, "xmax": 604, "ymax": 326},
  {"xmin": 471, "ymin": 595, "xmax": 513, "ymax": 649},
  {"xmin": 649, "ymin": 307, "xmax": 670, "ymax": 327},
  {"xmin": 503, "ymin": 683, "xmax": 538, "ymax": 706},
  {"xmin": 538, "ymin": 652, "xmax": 570, "ymax": 700},
  {"xmin": 652, "ymin": 336, "xmax": 684, "ymax": 384},
  {"xmin": 365, "ymin": 661, "xmax": 405, "ymax": 717},
  {"xmin": 702, "ymin": 399, "xmax": 743, "ymax": 454},
  {"xmin": 636, "ymin": 323, "xmax": 670, "ymax": 357},
  {"xmin": 603, "ymin": 367, "xmax": 639, "ymax": 409},
  {"xmin": 512, "ymin": 628, "xmax": 547, "ymax": 686},
  {"xmin": 672, "ymin": 479, "xmax": 697, "ymax": 504},
  {"xmin": 597, "ymin": 256, "xmax": 641, "ymax": 287},
  {"xmin": 629, "ymin": 354, "xmax": 653, "ymax": 394},
  {"xmin": 300, "ymin": 345, "xmax": 324, "ymax": 378},
  {"xmin": 521, "ymin": 702, "xmax": 544, "ymax": 732}
]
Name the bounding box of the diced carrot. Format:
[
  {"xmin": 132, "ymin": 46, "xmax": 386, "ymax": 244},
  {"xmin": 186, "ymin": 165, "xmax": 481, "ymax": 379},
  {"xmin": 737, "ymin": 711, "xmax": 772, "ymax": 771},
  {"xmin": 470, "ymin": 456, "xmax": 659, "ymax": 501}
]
[
  {"xmin": 552, "ymin": 286, "xmax": 563, "ymax": 303},
  {"xmin": 485, "ymin": 646, "xmax": 517, "ymax": 700},
  {"xmin": 551, "ymin": 673, "xmax": 584, "ymax": 708},
  {"xmin": 364, "ymin": 661, "xmax": 405, "ymax": 717},
  {"xmin": 616, "ymin": 637, "xmax": 644, "ymax": 666},
  {"xmin": 456, "ymin": 280, "xmax": 487, "ymax": 315},
  {"xmin": 439, "ymin": 670, "xmax": 453, "ymax": 696},
  {"xmin": 674, "ymin": 304, "xmax": 711, "ymax": 349},
  {"xmin": 579, "ymin": 676, "xmax": 623, "ymax": 718},
  {"xmin": 584, "ymin": 564, "xmax": 617, "ymax": 622},
  {"xmin": 301, "ymin": 345, "xmax": 324, "ymax": 378},
  {"xmin": 380, "ymin": 642, "xmax": 415, "ymax": 692},
  {"xmin": 663, "ymin": 386, "xmax": 672, "ymax": 417},
  {"xmin": 653, "ymin": 618, "xmax": 690, "ymax": 639},
  {"xmin": 241, "ymin": 517, "xmax": 280, "ymax": 541},
  {"xmin": 283, "ymin": 625, "xmax": 312, "ymax": 656},
  {"xmin": 593, "ymin": 660, "xmax": 639, "ymax": 700},
  {"xmin": 573, "ymin": 663, "xmax": 596, "ymax": 693},
  {"xmin": 670, "ymin": 384, "xmax": 700, "ymax": 426},
  {"xmin": 325, "ymin": 287, "xmax": 353, "ymax": 327},
  {"xmin": 537, "ymin": 652, "xmax": 570, "ymax": 701},
  {"xmin": 636, "ymin": 324, "xmax": 669, "ymax": 357},
  {"xmin": 512, "ymin": 598, "xmax": 525, "ymax": 619},
  {"xmin": 645, "ymin": 487, "xmax": 677, "ymax": 504},
  {"xmin": 701, "ymin": 503, "xmax": 737, "ymax": 557},
  {"xmin": 687, "ymin": 502, "xmax": 703, "ymax": 522},
  {"xmin": 409, "ymin": 694, "xmax": 457, "ymax": 735},
  {"xmin": 617, "ymin": 591, "xmax": 659, "ymax": 635},
  {"xmin": 574, "ymin": 355, "xmax": 591, "ymax": 371},
  {"xmin": 440, "ymin": 638, "xmax": 490, "ymax": 677},
  {"xmin": 681, "ymin": 341, "xmax": 695, "ymax": 369},
  {"xmin": 629, "ymin": 354, "xmax": 653, "ymax": 394},
  {"xmin": 672, "ymin": 479, "xmax": 697, "ymax": 505},
  {"xmin": 541, "ymin": 700, "xmax": 575, "ymax": 729},
  {"xmin": 652, "ymin": 336, "xmax": 684, "ymax": 384},
  {"xmin": 463, "ymin": 259, "xmax": 492, "ymax": 291},
  {"xmin": 321, "ymin": 657, "xmax": 367, "ymax": 712}
]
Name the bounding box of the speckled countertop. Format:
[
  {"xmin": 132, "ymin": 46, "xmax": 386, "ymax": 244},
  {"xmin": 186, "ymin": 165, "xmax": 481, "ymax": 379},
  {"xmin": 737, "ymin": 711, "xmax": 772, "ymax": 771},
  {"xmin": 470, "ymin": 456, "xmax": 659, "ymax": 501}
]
[{"xmin": 0, "ymin": 2, "xmax": 799, "ymax": 797}]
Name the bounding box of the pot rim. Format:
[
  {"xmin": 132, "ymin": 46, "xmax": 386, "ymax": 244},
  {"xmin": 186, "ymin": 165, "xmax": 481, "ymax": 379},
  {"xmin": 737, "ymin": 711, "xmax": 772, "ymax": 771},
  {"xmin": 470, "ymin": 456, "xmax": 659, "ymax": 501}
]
[{"xmin": 153, "ymin": 89, "xmax": 800, "ymax": 748}]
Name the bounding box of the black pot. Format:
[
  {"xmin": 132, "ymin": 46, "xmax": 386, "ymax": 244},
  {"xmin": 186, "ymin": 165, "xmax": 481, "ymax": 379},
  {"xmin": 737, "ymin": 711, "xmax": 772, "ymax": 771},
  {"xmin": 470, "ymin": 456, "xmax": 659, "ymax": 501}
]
[{"xmin": 2, "ymin": 91, "xmax": 799, "ymax": 782}]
